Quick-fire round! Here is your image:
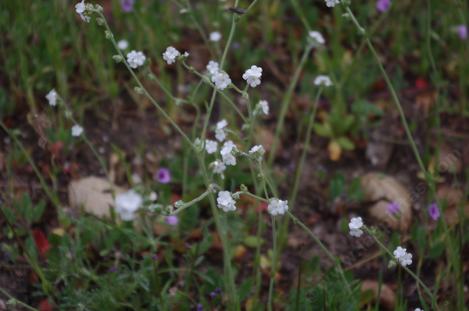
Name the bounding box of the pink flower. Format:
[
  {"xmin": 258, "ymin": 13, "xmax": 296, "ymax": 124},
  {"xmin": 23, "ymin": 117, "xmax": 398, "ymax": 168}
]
[
  {"xmin": 155, "ymin": 168, "xmax": 171, "ymax": 184},
  {"xmin": 165, "ymin": 215, "xmax": 179, "ymax": 226},
  {"xmin": 120, "ymin": 0, "xmax": 135, "ymax": 12},
  {"xmin": 387, "ymin": 201, "xmax": 400, "ymax": 215},
  {"xmin": 427, "ymin": 202, "xmax": 440, "ymax": 221},
  {"xmin": 376, "ymin": 0, "xmax": 391, "ymax": 13},
  {"xmin": 456, "ymin": 25, "xmax": 467, "ymax": 40}
]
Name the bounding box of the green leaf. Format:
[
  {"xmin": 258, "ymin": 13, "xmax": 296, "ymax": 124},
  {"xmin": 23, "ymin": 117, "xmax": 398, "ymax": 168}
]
[
  {"xmin": 336, "ymin": 137, "xmax": 355, "ymax": 150},
  {"xmin": 244, "ymin": 236, "xmax": 263, "ymax": 248}
]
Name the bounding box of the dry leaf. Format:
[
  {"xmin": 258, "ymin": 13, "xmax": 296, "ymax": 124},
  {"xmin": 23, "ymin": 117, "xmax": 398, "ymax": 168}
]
[
  {"xmin": 360, "ymin": 173, "xmax": 412, "ymax": 231},
  {"xmin": 361, "ymin": 280, "xmax": 396, "ymax": 310},
  {"xmin": 68, "ymin": 176, "xmax": 124, "ymax": 219},
  {"xmin": 328, "ymin": 140, "xmax": 341, "ymax": 161},
  {"xmin": 431, "ymin": 147, "xmax": 462, "ymax": 174},
  {"xmin": 437, "ymin": 186, "xmax": 469, "ymax": 226}
]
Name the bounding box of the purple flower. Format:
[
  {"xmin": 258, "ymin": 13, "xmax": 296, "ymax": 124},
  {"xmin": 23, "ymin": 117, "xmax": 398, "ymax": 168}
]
[
  {"xmin": 108, "ymin": 266, "xmax": 118, "ymax": 273},
  {"xmin": 376, "ymin": 0, "xmax": 391, "ymax": 13},
  {"xmin": 120, "ymin": 0, "xmax": 135, "ymax": 12},
  {"xmin": 165, "ymin": 215, "xmax": 179, "ymax": 226},
  {"xmin": 456, "ymin": 25, "xmax": 467, "ymax": 40},
  {"xmin": 427, "ymin": 202, "xmax": 440, "ymax": 221},
  {"xmin": 209, "ymin": 287, "xmax": 222, "ymax": 299},
  {"xmin": 387, "ymin": 201, "xmax": 400, "ymax": 215},
  {"xmin": 155, "ymin": 168, "xmax": 171, "ymax": 184},
  {"xmin": 196, "ymin": 303, "xmax": 203, "ymax": 311}
]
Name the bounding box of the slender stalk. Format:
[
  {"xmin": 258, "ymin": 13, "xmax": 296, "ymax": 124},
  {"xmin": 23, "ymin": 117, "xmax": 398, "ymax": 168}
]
[
  {"xmin": 0, "ymin": 287, "xmax": 39, "ymax": 311},
  {"xmin": 268, "ymin": 44, "xmax": 313, "ymax": 165},
  {"xmin": 267, "ymin": 216, "xmax": 277, "ymax": 311}
]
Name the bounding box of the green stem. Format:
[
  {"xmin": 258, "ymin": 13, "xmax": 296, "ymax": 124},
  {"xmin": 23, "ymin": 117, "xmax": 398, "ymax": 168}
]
[
  {"xmin": 267, "ymin": 216, "xmax": 278, "ymax": 311},
  {"xmin": 0, "ymin": 287, "xmax": 39, "ymax": 311},
  {"xmin": 268, "ymin": 44, "xmax": 313, "ymax": 165}
]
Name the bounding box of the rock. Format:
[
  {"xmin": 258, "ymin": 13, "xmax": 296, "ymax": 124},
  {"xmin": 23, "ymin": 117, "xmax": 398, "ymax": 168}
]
[
  {"xmin": 68, "ymin": 176, "xmax": 124, "ymax": 219},
  {"xmin": 361, "ymin": 280, "xmax": 396, "ymax": 310},
  {"xmin": 360, "ymin": 173, "xmax": 412, "ymax": 231}
]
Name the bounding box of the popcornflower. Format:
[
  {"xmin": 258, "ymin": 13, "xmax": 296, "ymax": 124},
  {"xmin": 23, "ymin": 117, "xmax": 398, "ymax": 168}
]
[
  {"xmin": 46, "ymin": 89, "xmax": 58, "ymax": 106},
  {"xmin": 308, "ymin": 31, "xmax": 325, "ymax": 45},
  {"xmin": 205, "ymin": 139, "xmax": 218, "ymax": 154},
  {"xmin": 257, "ymin": 100, "xmax": 269, "ymax": 116},
  {"xmin": 126, "ymin": 50, "xmax": 146, "ymax": 68},
  {"xmin": 75, "ymin": 0, "xmax": 90, "ymax": 22},
  {"xmin": 209, "ymin": 31, "xmax": 222, "ymax": 42},
  {"xmin": 211, "ymin": 70, "xmax": 232, "ymax": 90},
  {"xmin": 217, "ymin": 191, "xmax": 237, "ymax": 212},
  {"xmin": 115, "ymin": 190, "xmax": 143, "ymax": 221},
  {"xmin": 71, "ymin": 124, "xmax": 84, "ymax": 137},
  {"xmin": 242, "ymin": 65, "xmax": 263, "ymax": 88},
  {"xmin": 117, "ymin": 39, "xmax": 129, "ymax": 50},
  {"xmin": 314, "ymin": 75, "xmax": 332, "ymax": 87},
  {"xmin": 206, "ymin": 60, "xmax": 220, "ymax": 76},
  {"xmin": 249, "ymin": 145, "xmax": 265, "ymax": 162},
  {"xmin": 393, "ymin": 246, "xmax": 412, "ymax": 267},
  {"xmin": 220, "ymin": 140, "xmax": 237, "ymax": 166},
  {"xmin": 325, "ymin": 0, "xmax": 340, "ymax": 8},
  {"xmin": 210, "ymin": 160, "xmax": 226, "ymax": 177},
  {"xmin": 268, "ymin": 198, "xmax": 289, "ymax": 216},
  {"xmin": 215, "ymin": 119, "xmax": 228, "ymax": 142},
  {"xmin": 348, "ymin": 217, "xmax": 364, "ymax": 237},
  {"xmin": 162, "ymin": 46, "xmax": 181, "ymax": 65}
]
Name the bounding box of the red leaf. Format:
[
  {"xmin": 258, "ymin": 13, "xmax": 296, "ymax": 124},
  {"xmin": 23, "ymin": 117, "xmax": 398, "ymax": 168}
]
[
  {"xmin": 415, "ymin": 77, "xmax": 429, "ymax": 90},
  {"xmin": 32, "ymin": 229, "xmax": 50, "ymax": 257}
]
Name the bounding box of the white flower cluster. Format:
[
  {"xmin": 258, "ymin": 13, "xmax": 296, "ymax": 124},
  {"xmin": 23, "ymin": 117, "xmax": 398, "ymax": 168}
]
[
  {"xmin": 348, "ymin": 217, "xmax": 363, "ymax": 237},
  {"xmin": 71, "ymin": 124, "xmax": 84, "ymax": 137},
  {"xmin": 115, "ymin": 190, "xmax": 143, "ymax": 221},
  {"xmin": 127, "ymin": 50, "xmax": 146, "ymax": 69},
  {"xmin": 314, "ymin": 75, "xmax": 332, "ymax": 87},
  {"xmin": 393, "ymin": 246, "xmax": 412, "ymax": 267},
  {"xmin": 46, "ymin": 89, "xmax": 58, "ymax": 106},
  {"xmin": 325, "ymin": 0, "xmax": 340, "ymax": 7},
  {"xmin": 217, "ymin": 191, "xmax": 237, "ymax": 212},
  {"xmin": 215, "ymin": 119, "xmax": 228, "ymax": 142},
  {"xmin": 268, "ymin": 198, "xmax": 288, "ymax": 216},
  {"xmin": 242, "ymin": 65, "xmax": 263, "ymax": 88},
  {"xmin": 75, "ymin": 0, "xmax": 90, "ymax": 22},
  {"xmin": 162, "ymin": 46, "xmax": 181, "ymax": 65},
  {"xmin": 205, "ymin": 139, "xmax": 218, "ymax": 154},
  {"xmin": 220, "ymin": 140, "xmax": 237, "ymax": 166},
  {"xmin": 209, "ymin": 31, "xmax": 222, "ymax": 42},
  {"xmin": 211, "ymin": 70, "xmax": 232, "ymax": 90},
  {"xmin": 206, "ymin": 61, "xmax": 220, "ymax": 75},
  {"xmin": 308, "ymin": 31, "xmax": 325, "ymax": 45},
  {"xmin": 248, "ymin": 145, "xmax": 265, "ymax": 162}
]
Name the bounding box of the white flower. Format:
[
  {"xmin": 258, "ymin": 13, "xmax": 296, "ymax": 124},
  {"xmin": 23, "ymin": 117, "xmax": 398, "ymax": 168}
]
[
  {"xmin": 314, "ymin": 75, "xmax": 333, "ymax": 87},
  {"xmin": 393, "ymin": 246, "xmax": 412, "ymax": 267},
  {"xmin": 115, "ymin": 190, "xmax": 143, "ymax": 221},
  {"xmin": 249, "ymin": 145, "xmax": 265, "ymax": 161},
  {"xmin": 206, "ymin": 60, "xmax": 220, "ymax": 75},
  {"xmin": 46, "ymin": 89, "xmax": 58, "ymax": 106},
  {"xmin": 348, "ymin": 217, "xmax": 363, "ymax": 237},
  {"xmin": 209, "ymin": 31, "xmax": 222, "ymax": 42},
  {"xmin": 257, "ymin": 100, "xmax": 269, "ymax": 116},
  {"xmin": 210, "ymin": 160, "xmax": 226, "ymax": 177},
  {"xmin": 75, "ymin": 0, "xmax": 90, "ymax": 22},
  {"xmin": 217, "ymin": 191, "xmax": 236, "ymax": 212},
  {"xmin": 268, "ymin": 198, "xmax": 288, "ymax": 216},
  {"xmin": 71, "ymin": 124, "xmax": 84, "ymax": 137},
  {"xmin": 242, "ymin": 65, "xmax": 263, "ymax": 88},
  {"xmin": 117, "ymin": 39, "xmax": 129, "ymax": 50},
  {"xmin": 126, "ymin": 50, "xmax": 146, "ymax": 69},
  {"xmin": 308, "ymin": 31, "xmax": 325, "ymax": 45},
  {"xmin": 220, "ymin": 140, "xmax": 237, "ymax": 166},
  {"xmin": 215, "ymin": 119, "xmax": 228, "ymax": 142},
  {"xmin": 182, "ymin": 51, "xmax": 190, "ymax": 58},
  {"xmin": 415, "ymin": 308, "xmax": 424, "ymax": 311},
  {"xmin": 205, "ymin": 139, "xmax": 218, "ymax": 154},
  {"xmin": 325, "ymin": 0, "xmax": 340, "ymax": 7},
  {"xmin": 211, "ymin": 70, "xmax": 231, "ymax": 90},
  {"xmin": 162, "ymin": 46, "xmax": 180, "ymax": 65},
  {"xmin": 149, "ymin": 192, "xmax": 158, "ymax": 201}
]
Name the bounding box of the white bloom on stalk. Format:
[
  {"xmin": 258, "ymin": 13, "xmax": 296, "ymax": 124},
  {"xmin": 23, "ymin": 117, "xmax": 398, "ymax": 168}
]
[
  {"xmin": 215, "ymin": 119, "xmax": 228, "ymax": 142},
  {"xmin": 206, "ymin": 60, "xmax": 220, "ymax": 76},
  {"xmin": 46, "ymin": 89, "xmax": 58, "ymax": 106},
  {"xmin": 115, "ymin": 190, "xmax": 143, "ymax": 221},
  {"xmin": 257, "ymin": 100, "xmax": 269, "ymax": 116},
  {"xmin": 217, "ymin": 191, "xmax": 236, "ymax": 212},
  {"xmin": 314, "ymin": 75, "xmax": 333, "ymax": 87},
  {"xmin": 220, "ymin": 140, "xmax": 237, "ymax": 166},
  {"xmin": 348, "ymin": 217, "xmax": 363, "ymax": 237},
  {"xmin": 415, "ymin": 308, "xmax": 424, "ymax": 311},
  {"xmin": 242, "ymin": 65, "xmax": 263, "ymax": 88},
  {"xmin": 205, "ymin": 139, "xmax": 218, "ymax": 154},
  {"xmin": 211, "ymin": 70, "xmax": 232, "ymax": 90},
  {"xmin": 308, "ymin": 31, "xmax": 325, "ymax": 45},
  {"xmin": 393, "ymin": 246, "xmax": 413, "ymax": 267},
  {"xmin": 209, "ymin": 31, "xmax": 222, "ymax": 42},
  {"xmin": 117, "ymin": 39, "xmax": 129, "ymax": 50},
  {"xmin": 162, "ymin": 46, "xmax": 180, "ymax": 65},
  {"xmin": 210, "ymin": 160, "xmax": 226, "ymax": 177},
  {"xmin": 75, "ymin": 0, "xmax": 90, "ymax": 22},
  {"xmin": 71, "ymin": 124, "xmax": 84, "ymax": 137},
  {"xmin": 249, "ymin": 145, "xmax": 265, "ymax": 161},
  {"xmin": 126, "ymin": 50, "xmax": 146, "ymax": 68},
  {"xmin": 325, "ymin": 0, "xmax": 340, "ymax": 7},
  {"xmin": 268, "ymin": 198, "xmax": 289, "ymax": 216}
]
